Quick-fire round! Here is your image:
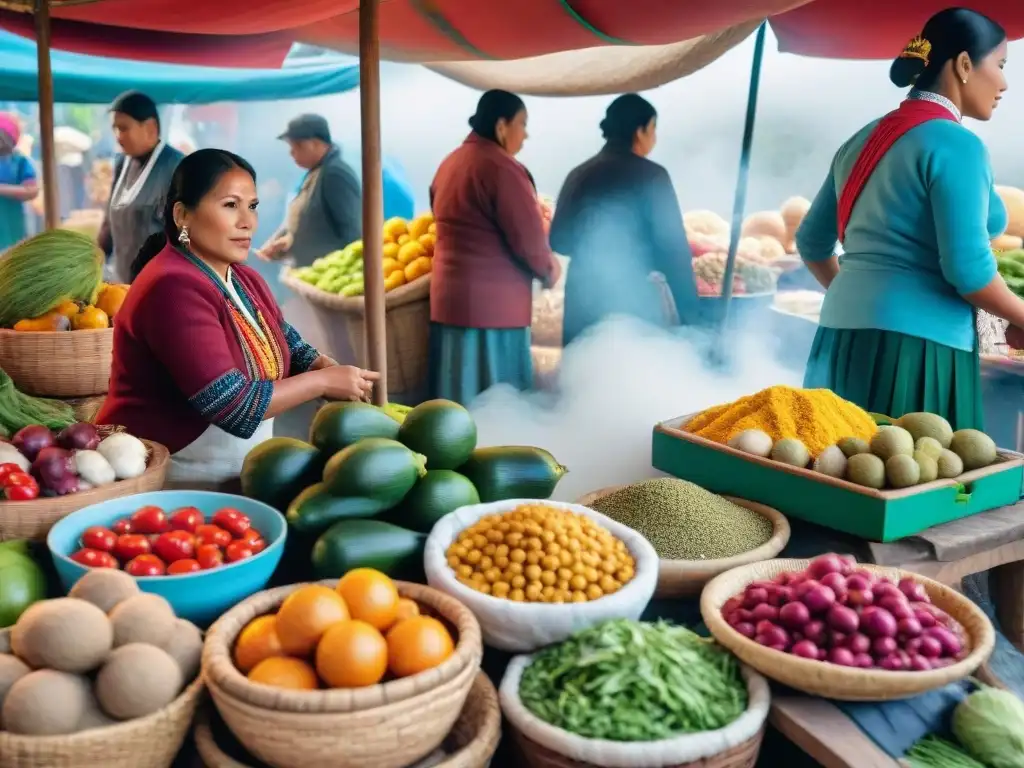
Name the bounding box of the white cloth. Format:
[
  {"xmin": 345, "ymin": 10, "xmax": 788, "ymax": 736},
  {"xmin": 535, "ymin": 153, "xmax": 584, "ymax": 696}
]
[{"xmin": 166, "ymin": 420, "xmax": 274, "ymax": 491}]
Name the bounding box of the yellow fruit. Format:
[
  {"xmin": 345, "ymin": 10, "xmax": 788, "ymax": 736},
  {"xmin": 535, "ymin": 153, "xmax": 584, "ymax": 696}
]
[
  {"xmin": 385, "ymin": 616, "xmax": 454, "ymax": 678},
  {"xmin": 404, "ymin": 256, "xmax": 432, "ymax": 283},
  {"xmin": 247, "ymin": 656, "xmax": 319, "ymax": 690},
  {"xmin": 382, "ymin": 242, "xmax": 400, "ymax": 261},
  {"xmin": 408, "ymin": 214, "xmax": 434, "ymax": 240},
  {"xmin": 275, "ymin": 585, "xmax": 350, "ymax": 657},
  {"xmin": 96, "ymin": 284, "xmax": 128, "ymax": 319},
  {"xmin": 336, "ymin": 569, "xmax": 400, "ymax": 631},
  {"xmin": 382, "ymin": 258, "xmax": 403, "ymax": 277},
  {"xmin": 234, "ymin": 615, "xmax": 286, "ymax": 673},
  {"xmin": 383, "ymin": 217, "xmax": 408, "ymax": 240},
  {"xmin": 384, "ymin": 270, "xmax": 407, "ymax": 292},
  {"xmin": 397, "ymin": 234, "xmax": 411, "ymax": 245},
  {"xmin": 383, "ymin": 233, "xmax": 395, "ymax": 245},
  {"xmin": 397, "ymin": 240, "xmax": 427, "ymax": 266},
  {"xmin": 54, "ymin": 300, "xmax": 80, "ymax": 318},
  {"xmin": 315, "ymin": 620, "xmax": 388, "ymax": 688},
  {"xmin": 71, "ymin": 306, "xmax": 109, "ymax": 330},
  {"xmin": 394, "ymin": 598, "xmax": 420, "ymax": 623},
  {"xmin": 417, "ymin": 234, "xmax": 436, "ymax": 257},
  {"xmin": 428, "ymin": 223, "xmax": 436, "ymax": 235}
]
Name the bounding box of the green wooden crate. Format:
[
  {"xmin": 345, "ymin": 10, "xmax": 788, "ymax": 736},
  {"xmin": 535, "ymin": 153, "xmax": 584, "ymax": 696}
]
[{"xmin": 651, "ymin": 415, "xmax": 1024, "ymax": 543}]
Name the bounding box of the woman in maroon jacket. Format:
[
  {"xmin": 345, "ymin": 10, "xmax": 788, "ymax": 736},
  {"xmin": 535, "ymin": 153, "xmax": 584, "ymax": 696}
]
[
  {"xmin": 98, "ymin": 149, "xmax": 378, "ymax": 490},
  {"xmin": 429, "ymin": 90, "xmax": 559, "ymax": 405}
]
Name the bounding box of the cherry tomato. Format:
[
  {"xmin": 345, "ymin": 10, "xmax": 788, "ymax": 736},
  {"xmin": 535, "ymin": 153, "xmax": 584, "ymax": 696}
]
[
  {"xmin": 111, "ymin": 518, "xmax": 133, "ymax": 536},
  {"xmin": 195, "ymin": 544, "xmax": 224, "ymax": 570},
  {"xmin": 0, "ymin": 462, "xmax": 24, "ymax": 485},
  {"xmin": 70, "ymin": 548, "xmax": 119, "ymax": 569},
  {"xmin": 224, "ymin": 539, "xmax": 255, "ymax": 563},
  {"xmin": 168, "ymin": 506, "xmax": 203, "ymax": 533},
  {"xmin": 113, "ymin": 533, "xmax": 152, "ymax": 562},
  {"xmin": 166, "ymin": 558, "xmax": 201, "ymax": 575},
  {"xmin": 195, "ymin": 524, "xmax": 232, "ymax": 549},
  {"xmin": 125, "ymin": 554, "xmax": 166, "ymax": 577},
  {"xmin": 237, "ymin": 527, "xmax": 266, "ymax": 554},
  {"xmin": 213, "ymin": 508, "xmax": 251, "ymax": 538},
  {"xmin": 152, "ymin": 530, "xmax": 195, "ymax": 563},
  {"xmin": 4, "ymin": 484, "xmax": 39, "ymax": 501},
  {"xmin": 80, "ymin": 526, "xmax": 117, "ymax": 553},
  {"xmin": 5, "ymin": 472, "xmax": 38, "ymax": 489},
  {"xmin": 130, "ymin": 505, "xmax": 169, "ymax": 535}
]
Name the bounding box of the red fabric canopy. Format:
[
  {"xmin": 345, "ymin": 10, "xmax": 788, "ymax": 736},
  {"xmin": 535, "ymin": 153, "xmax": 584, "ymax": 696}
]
[{"xmin": 771, "ymin": 0, "xmax": 1024, "ymax": 59}]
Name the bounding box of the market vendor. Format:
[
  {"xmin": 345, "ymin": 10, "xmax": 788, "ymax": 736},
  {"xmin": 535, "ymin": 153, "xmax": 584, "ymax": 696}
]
[
  {"xmin": 98, "ymin": 91, "xmax": 184, "ymax": 283},
  {"xmin": 429, "ymin": 90, "xmax": 559, "ymax": 405},
  {"xmin": 549, "ymin": 94, "xmax": 700, "ymax": 345},
  {"xmin": 97, "ymin": 149, "xmax": 379, "ymax": 490},
  {"xmin": 0, "ymin": 112, "xmax": 37, "ymax": 253},
  {"xmin": 798, "ymin": 8, "xmax": 1024, "ymax": 430}
]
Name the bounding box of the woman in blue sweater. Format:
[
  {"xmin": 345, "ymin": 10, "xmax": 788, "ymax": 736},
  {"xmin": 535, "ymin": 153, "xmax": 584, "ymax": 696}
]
[{"xmin": 798, "ymin": 8, "xmax": 1024, "ymax": 430}]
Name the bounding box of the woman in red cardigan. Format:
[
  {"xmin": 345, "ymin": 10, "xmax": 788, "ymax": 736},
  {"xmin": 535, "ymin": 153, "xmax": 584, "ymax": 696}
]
[
  {"xmin": 429, "ymin": 90, "xmax": 560, "ymax": 405},
  {"xmin": 98, "ymin": 149, "xmax": 378, "ymax": 490}
]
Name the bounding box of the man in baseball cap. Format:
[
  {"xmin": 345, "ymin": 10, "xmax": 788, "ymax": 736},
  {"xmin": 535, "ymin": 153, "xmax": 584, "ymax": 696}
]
[{"xmin": 258, "ymin": 114, "xmax": 361, "ymax": 267}]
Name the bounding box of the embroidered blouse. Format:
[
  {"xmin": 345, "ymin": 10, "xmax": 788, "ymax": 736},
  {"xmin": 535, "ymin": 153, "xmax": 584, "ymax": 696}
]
[{"xmin": 97, "ymin": 243, "xmax": 319, "ymax": 453}]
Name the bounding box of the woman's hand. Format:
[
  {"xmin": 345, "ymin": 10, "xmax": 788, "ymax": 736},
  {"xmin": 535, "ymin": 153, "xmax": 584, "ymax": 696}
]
[
  {"xmin": 543, "ymin": 256, "xmax": 562, "ymax": 290},
  {"xmin": 317, "ymin": 365, "xmax": 380, "ymax": 401},
  {"xmin": 256, "ymin": 233, "xmax": 293, "ymax": 262},
  {"xmin": 1006, "ymin": 325, "xmax": 1024, "ymax": 350}
]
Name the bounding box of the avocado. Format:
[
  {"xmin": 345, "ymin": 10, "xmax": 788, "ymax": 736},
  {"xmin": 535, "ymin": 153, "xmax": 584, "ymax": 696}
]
[
  {"xmin": 322, "ymin": 437, "xmax": 426, "ymax": 506},
  {"xmin": 285, "ymin": 483, "xmax": 389, "ymax": 535},
  {"xmin": 384, "ymin": 470, "xmax": 481, "ymax": 534},
  {"xmin": 311, "ymin": 519, "xmax": 426, "ymax": 580},
  {"xmin": 458, "ymin": 446, "xmax": 567, "ymax": 502},
  {"xmin": 398, "ymin": 399, "xmax": 478, "ymax": 470},
  {"xmin": 240, "ymin": 437, "xmax": 324, "ymax": 512},
  {"xmin": 309, "ymin": 401, "xmax": 400, "ymax": 456}
]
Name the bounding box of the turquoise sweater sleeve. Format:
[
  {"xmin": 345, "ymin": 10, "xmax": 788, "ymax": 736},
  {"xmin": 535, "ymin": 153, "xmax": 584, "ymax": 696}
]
[
  {"xmin": 796, "ymin": 159, "xmax": 838, "ymax": 263},
  {"xmin": 925, "ymin": 129, "xmax": 998, "ymax": 295}
]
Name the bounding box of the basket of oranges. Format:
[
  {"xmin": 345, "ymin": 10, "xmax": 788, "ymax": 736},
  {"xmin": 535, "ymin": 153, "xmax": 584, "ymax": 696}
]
[{"xmin": 201, "ymin": 570, "xmax": 483, "ymax": 768}]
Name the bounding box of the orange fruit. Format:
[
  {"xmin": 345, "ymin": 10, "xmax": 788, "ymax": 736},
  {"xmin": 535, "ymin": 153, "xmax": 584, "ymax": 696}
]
[
  {"xmin": 385, "ymin": 616, "xmax": 454, "ymax": 678},
  {"xmin": 234, "ymin": 614, "xmax": 285, "ymax": 673},
  {"xmin": 275, "ymin": 585, "xmax": 350, "ymax": 657},
  {"xmin": 394, "ymin": 598, "xmax": 420, "ymax": 624},
  {"xmin": 336, "ymin": 568, "xmax": 400, "ymax": 631},
  {"xmin": 315, "ymin": 620, "xmax": 388, "ymax": 688},
  {"xmin": 247, "ymin": 656, "xmax": 319, "ymax": 690}
]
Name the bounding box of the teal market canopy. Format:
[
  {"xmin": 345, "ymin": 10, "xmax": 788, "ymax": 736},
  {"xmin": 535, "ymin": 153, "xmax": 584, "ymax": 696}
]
[{"xmin": 0, "ymin": 29, "xmax": 360, "ymax": 104}]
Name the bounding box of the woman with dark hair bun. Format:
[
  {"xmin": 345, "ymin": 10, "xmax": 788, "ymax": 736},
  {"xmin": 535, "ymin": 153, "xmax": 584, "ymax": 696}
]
[
  {"xmin": 429, "ymin": 89, "xmax": 558, "ymax": 404},
  {"xmin": 98, "ymin": 148, "xmax": 378, "ymax": 489},
  {"xmin": 799, "ymin": 7, "xmax": 1022, "ymax": 430},
  {"xmin": 549, "ymin": 93, "xmax": 699, "ymax": 346}
]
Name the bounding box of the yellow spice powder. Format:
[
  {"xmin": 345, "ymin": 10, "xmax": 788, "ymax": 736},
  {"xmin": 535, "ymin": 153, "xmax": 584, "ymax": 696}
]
[{"xmin": 684, "ymin": 385, "xmax": 878, "ymax": 457}]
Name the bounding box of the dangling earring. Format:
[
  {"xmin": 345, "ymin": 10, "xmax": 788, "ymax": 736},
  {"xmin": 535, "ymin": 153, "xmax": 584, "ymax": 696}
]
[{"xmin": 178, "ymin": 226, "xmax": 190, "ymax": 247}]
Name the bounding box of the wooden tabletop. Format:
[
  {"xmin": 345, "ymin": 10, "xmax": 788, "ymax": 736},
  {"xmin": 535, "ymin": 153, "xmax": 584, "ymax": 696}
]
[{"xmin": 770, "ymin": 697, "xmax": 898, "ymax": 768}]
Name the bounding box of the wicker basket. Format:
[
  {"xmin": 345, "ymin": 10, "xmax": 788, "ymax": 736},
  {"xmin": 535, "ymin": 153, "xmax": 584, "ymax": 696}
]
[
  {"xmin": 202, "ymin": 580, "xmax": 482, "ymax": 768},
  {"xmin": 0, "ymin": 328, "xmax": 113, "ymax": 397},
  {"xmin": 576, "ymin": 486, "xmax": 790, "ymax": 598},
  {"xmin": 500, "ymin": 655, "xmax": 768, "ymax": 768},
  {"xmin": 0, "ymin": 439, "xmax": 169, "ymax": 541},
  {"xmin": 701, "ymin": 558, "xmax": 996, "ymax": 701},
  {"xmin": 194, "ymin": 672, "xmax": 501, "ymax": 768},
  {"xmin": 281, "ymin": 270, "xmax": 429, "ymax": 396},
  {"xmin": 0, "ymin": 675, "xmax": 202, "ymax": 768}
]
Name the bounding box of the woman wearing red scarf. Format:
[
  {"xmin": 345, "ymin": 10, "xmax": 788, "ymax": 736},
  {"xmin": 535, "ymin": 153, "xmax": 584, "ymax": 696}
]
[
  {"xmin": 798, "ymin": 8, "xmax": 1024, "ymax": 430},
  {"xmin": 97, "ymin": 149, "xmax": 379, "ymax": 490}
]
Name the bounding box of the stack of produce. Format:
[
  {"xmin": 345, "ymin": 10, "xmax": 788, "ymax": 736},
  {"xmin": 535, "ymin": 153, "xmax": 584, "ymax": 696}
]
[
  {"xmin": 516, "ymin": 619, "xmax": 749, "ymax": 741},
  {"xmin": 693, "ymin": 251, "xmax": 777, "ymax": 296},
  {"xmin": 0, "ymin": 569, "xmax": 200, "ymax": 735},
  {"xmin": 684, "ymin": 200, "xmax": 811, "ymax": 266},
  {"xmin": 0, "ymin": 230, "xmax": 124, "ymax": 331},
  {"xmin": 721, "ymin": 554, "xmax": 969, "ymax": 671},
  {"xmin": 445, "ymin": 502, "xmax": 635, "ymax": 604},
  {"xmin": 997, "ymin": 249, "xmax": 1024, "ymax": 298},
  {"xmin": 87, "ymin": 159, "xmax": 114, "ymax": 206},
  {"xmin": 241, "ymin": 399, "xmax": 566, "ymax": 580},
  {"xmin": 69, "ymin": 502, "xmax": 267, "ymax": 575},
  {"xmin": 0, "ymin": 425, "xmax": 148, "ymax": 500},
  {"xmin": 290, "ymin": 213, "xmax": 436, "ymax": 297},
  {"xmin": 231, "ymin": 568, "xmax": 453, "ymax": 690},
  {"xmin": 590, "ymin": 478, "xmax": 774, "ymax": 561},
  {"xmin": 0, "ymin": 540, "xmax": 46, "ymax": 628},
  {"xmin": 0, "ymin": 375, "xmax": 77, "ymax": 438}
]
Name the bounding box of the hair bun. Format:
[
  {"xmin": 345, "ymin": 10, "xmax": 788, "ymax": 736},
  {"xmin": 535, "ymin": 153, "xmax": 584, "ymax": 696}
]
[{"xmin": 889, "ymin": 55, "xmax": 927, "ymax": 88}]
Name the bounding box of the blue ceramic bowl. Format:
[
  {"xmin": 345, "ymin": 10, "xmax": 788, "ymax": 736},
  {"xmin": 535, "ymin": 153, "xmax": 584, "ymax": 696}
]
[{"xmin": 47, "ymin": 490, "xmax": 287, "ymax": 627}]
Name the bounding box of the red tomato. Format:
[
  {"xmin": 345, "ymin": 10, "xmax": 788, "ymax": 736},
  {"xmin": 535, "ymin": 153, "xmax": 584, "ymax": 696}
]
[
  {"xmin": 168, "ymin": 506, "xmax": 203, "ymax": 533},
  {"xmin": 4, "ymin": 484, "xmax": 39, "ymax": 501},
  {"xmin": 125, "ymin": 554, "xmax": 166, "ymax": 577},
  {"xmin": 70, "ymin": 548, "xmax": 119, "ymax": 569},
  {"xmin": 5, "ymin": 472, "xmax": 38, "ymax": 489},
  {"xmin": 195, "ymin": 524, "xmax": 232, "ymax": 549},
  {"xmin": 195, "ymin": 544, "xmax": 224, "ymax": 570},
  {"xmin": 167, "ymin": 558, "xmax": 201, "ymax": 575},
  {"xmin": 224, "ymin": 539, "xmax": 255, "ymax": 563},
  {"xmin": 80, "ymin": 526, "xmax": 117, "ymax": 553},
  {"xmin": 113, "ymin": 534, "xmax": 152, "ymax": 562},
  {"xmin": 130, "ymin": 505, "xmax": 169, "ymax": 535},
  {"xmin": 238, "ymin": 527, "xmax": 267, "ymax": 554},
  {"xmin": 0, "ymin": 462, "xmax": 24, "ymax": 485},
  {"xmin": 212, "ymin": 508, "xmax": 251, "ymax": 538},
  {"xmin": 152, "ymin": 531, "xmax": 195, "ymax": 563},
  {"xmin": 111, "ymin": 518, "xmax": 133, "ymax": 535}
]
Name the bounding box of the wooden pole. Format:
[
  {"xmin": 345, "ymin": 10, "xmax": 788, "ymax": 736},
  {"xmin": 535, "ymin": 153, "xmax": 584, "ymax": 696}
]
[
  {"xmin": 359, "ymin": 0, "xmax": 388, "ymax": 405},
  {"xmin": 34, "ymin": 0, "xmax": 59, "ymax": 230}
]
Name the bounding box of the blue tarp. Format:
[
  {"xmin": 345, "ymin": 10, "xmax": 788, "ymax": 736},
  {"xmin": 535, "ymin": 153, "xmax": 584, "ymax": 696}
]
[{"xmin": 0, "ymin": 32, "xmax": 360, "ymax": 104}]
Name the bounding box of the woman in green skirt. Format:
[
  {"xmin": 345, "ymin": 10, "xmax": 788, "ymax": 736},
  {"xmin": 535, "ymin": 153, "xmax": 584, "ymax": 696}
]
[
  {"xmin": 799, "ymin": 9, "xmax": 1024, "ymax": 430},
  {"xmin": 428, "ymin": 90, "xmax": 559, "ymax": 405}
]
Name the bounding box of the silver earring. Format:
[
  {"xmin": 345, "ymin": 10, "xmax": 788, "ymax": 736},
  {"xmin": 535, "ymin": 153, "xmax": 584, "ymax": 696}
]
[
  {"xmin": 178, "ymin": 226, "xmax": 190, "ymax": 247},
  {"xmin": 962, "ymin": 78, "xmax": 968, "ymax": 84}
]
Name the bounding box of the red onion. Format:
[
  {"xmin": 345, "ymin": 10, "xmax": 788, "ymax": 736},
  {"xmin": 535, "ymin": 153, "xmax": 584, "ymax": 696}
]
[
  {"xmin": 829, "ymin": 630, "xmax": 848, "ymax": 647},
  {"xmin": 794, "ymin": 579, "xmax": 822, "ymax": 600},
  {"xmin": 845, "ymin": 574, "xmax": 871, "ymax": 592},
  {"xmin": 897, "ymin": 617, "xmax": 923, "ymax": 638},
  {"xmin": 861, "ymin": 606, "xmax": 898, "ymax": 638},
  {"xmin": 801, "ymin": 584, "xmax": 837, "ymax": 614},
  {"xmin": 817, "ymin": 648, "xmax": 828, "ymax": 661},
  {"xmin": 847, "ymin": 589, "xmax": 875, "ymax": 608},
  {"xmin": 779, "ymin": 601, "xmax": 811, "ymax": 629},
  {"xmin": 751, "ymin": 603, "xmax": 780, "ymax": 622},
  {"xmin": 877, "ymin": 595, "xmax": 913, "ymax": 620},
  {"xmin": 735, "ymin": 622, "xmax": 755, "ymax": 639},
  {"xmin": 820, "ymin": 572, "xmax": 848, "ymax": 596},
  {"xmin": 908, "ymin": 655, "xmax": 932, "ymax": 671},
  {"xmin": 57, "ymin": 423, "xmax": 100, "ymax": 451},
  {"xmin": 807, "ymin": 553, "xmax": 845, "ymax": 581},
  {"xmin": 880, "ymin": 654, "xmax": 905, "ymax": 671},
  {"xmin": 827, "ymin": 604, "xmax": 860, "ymax": 634},
  {"xmin": 32, "ymin": 446, "xmax": 79, "ymax": 496},
  {"xmin": 775, "ymin": 586, "xmax": 794, "ymax": 605},
  {"xmin": 743, "ymin": 587, "xmax": 768, "ymax": 608},
  {"xmin": 854, "ymin": 653, "xmax": 875, "ymax": 669},
  {"xmin": 846, "ymin": 633, "xmax": 871, "ymax": 654},
  {"xmin": 723, "ymin": 597, "xmax": 743, "ymax": 616},
  {"xmin": 838, "ymin": 555, "xmax": 857, "ymax": 575},
  {"xmin": 803, "ymin": 620, "xmax": 827, "ymax": 644},
  {"xmin": 872, "ymin": 636, "xmax": 897, "ymax": 657},
  {"xmin": 917, "ymin": 636, "xmax": 942, "ymax": 659},
  {"xmin": 924, "ymin": 626, "xmax": 962, "ymax": 657},
  {"xmin": 899, "ymin": 577, "xmax": 929, "ymax": 604},
  {"xmin": 791, "ymin": 640, "xmax": 819, "ymax": 659},
  {"xmin": 12, "ymin": 425, "xmax": 54, "ymax": 462},
  {"xmin": 828, "ymin": 647, "xmax": 856, "ymax": 667}
]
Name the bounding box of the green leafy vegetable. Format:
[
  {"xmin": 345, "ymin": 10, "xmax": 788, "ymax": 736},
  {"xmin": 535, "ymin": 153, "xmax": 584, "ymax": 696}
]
[
  {"xmin": 906, "ymin": 735, "xmax": 986, "ymax": 768},
  {"xmin": 953, "ymin": 685, "xmax": 1024, "ymax": 768},
  {"xmin": 0, "ymin": 367, "xmax": 76, "ymax": 433},
  {"xmin": 518, "ymin": 619, "xmax": 747, "ymax": 742}
]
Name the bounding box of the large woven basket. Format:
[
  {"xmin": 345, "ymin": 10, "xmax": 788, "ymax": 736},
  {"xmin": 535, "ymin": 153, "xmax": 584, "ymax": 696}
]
[
  {"xmin": 202, "ymin": 579, "xmax": 482, "ymax": 768},
  {"xmin": 0, "ymin": 675, "xmax": 202, "ymax": 768},
  {"xmin": 0, "ymin": 328, "xmax": 113, "ymax": 397},
  {"xmin": 576, "ymin": 486, "xmax": 790, "ymax": 598},
  {"xmin": 0, "ymin": 439, "xmax": 169, "ymax": 541},
  {"xmin": 701, "ymin": 558, "xmax": 996, "ymax": 701},
  {"xmin": 281, "ymin": 270, "xmax": 429, "ymax": 396},
  {"xmin": 194, "ymin": 672, "xmax": 501, "ymax": 768}
]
